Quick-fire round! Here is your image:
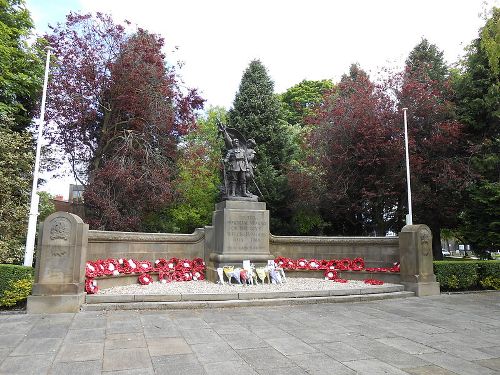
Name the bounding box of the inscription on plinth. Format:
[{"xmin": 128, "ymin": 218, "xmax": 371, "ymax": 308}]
[
  {"xmin": 225, "ymin": 213, "xmax": 269, "ymax": 253},
  {"xmin": 206, "ymin": 201, "xmax": 272, "ymax": 280}
]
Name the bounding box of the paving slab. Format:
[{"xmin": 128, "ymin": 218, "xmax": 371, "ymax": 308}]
[
  {"xmin": 49, "ymin": 360, "xmax": 102, "ymax": 375},
  {"xmin": 0, "ymin": 353, "xmax": 54, "ymax": 375},
  {"xmin": 1, "ymin": 291, "xmax": 499, "ymax": 375}
]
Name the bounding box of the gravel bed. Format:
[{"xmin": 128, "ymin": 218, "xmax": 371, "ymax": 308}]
[{"xmin": 98, "ymin": 278, "xmax": 396, "ymax": 295}]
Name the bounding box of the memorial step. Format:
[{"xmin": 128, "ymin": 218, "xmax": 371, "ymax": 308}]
[{"xmin": 82, "ymin": 285, "xmax": 415, "ymax": 311}]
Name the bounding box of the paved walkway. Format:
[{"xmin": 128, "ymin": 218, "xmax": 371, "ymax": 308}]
[{"xmin": 0, "ymin": 293, "xmax": 499, "ymax": 375}]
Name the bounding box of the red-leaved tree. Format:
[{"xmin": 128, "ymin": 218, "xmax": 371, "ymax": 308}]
[
  {"xmin": 46, "ymin": 14, "xmax": 204, "ymax": 231},
  {"xmin": 397, "ymin": 65, "xmax": 469, "ymax": 259},
  {"xmin": 299, "ymin": 65, "xmax": 403, "ymax": 235}
]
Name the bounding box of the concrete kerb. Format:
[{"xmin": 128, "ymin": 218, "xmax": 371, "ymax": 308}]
[
  {"xmin": 81, "ymin": 290, "xmax": 415, "ymax": 311},
  {"xmin": 82, "ymin": 284, "xmax": 414, "ymax": 311}
]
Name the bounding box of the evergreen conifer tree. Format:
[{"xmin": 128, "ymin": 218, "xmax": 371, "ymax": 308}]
[{"xmin": 229, "ymin": 60, "xmax": 294, "ymax": 233}]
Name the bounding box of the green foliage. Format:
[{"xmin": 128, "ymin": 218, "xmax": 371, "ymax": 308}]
[
  {"xmin": 434, "ymin": 260, "xmax": 500, "ymax": 290},
  {"xmin": 0, "ymin": 277, "xmax": 32, "ymax": 307},
  {"xmin": 37, "ymin": 191, "xmax": 55, "ymax": 222},
  {"xmin": 434, "ymin": 261, "xmax": 479, "ymax": 290},
  {"xmin": 0, "ymin": 0, "xmax": 44, "ymax": 132},
  {"xmin": 280, "ymin": 79, "xmax": 334, "ymax": 126},
  {"xmin": 0, "ymin": 264, "xmax": 33, "ymax": 298},
  {"xmin": 480, "ymin": 8, "xmax": 500, "ymax": 76},
  {"xmin": 455, "ymin": 8, "xmax": 500, "ymax": 252},
  {"xmin": 228, "ymin": 60, "xmax": 297, "ymax": 233},
  {"xmin": 146, "ymin": 107, "xmax": 224, "ymax": 233},
  {"xmin": 0, "ymin": 126, "xmax": 33, "ymax": 264},
  {"xmin": 480, "ymin": 276, "xmax": 500, "ymax": 290},
  {"xmin": 406, "ymin": 38, "xmax": 449, "ymax": 82}
]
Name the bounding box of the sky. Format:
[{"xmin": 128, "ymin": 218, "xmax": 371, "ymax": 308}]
[{"xmin": 25, "ymin": 0, "xmax": 498, "ymax": 198}]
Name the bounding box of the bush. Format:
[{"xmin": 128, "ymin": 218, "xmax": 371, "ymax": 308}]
[
  {"xmin": 0, "ymin": 278, "xmax": 33, "ymax": 307},
  {"xmin": 434, "ymin": 261, "xmax": 479, "ymax": 290},
  {"xmin": 434, "ymin": 260, "xmax": 500, "ymax": 291},
  {"xmin": 0, "ymin": 264, "xmax": 34, "ymax": 299},
  {"xmin": 477, "ymin": 261, "xmax": 500, "ymax": 290}
]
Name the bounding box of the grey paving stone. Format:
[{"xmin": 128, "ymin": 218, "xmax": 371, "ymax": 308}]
[
  {"xmin": 146, "ymin": 337, "xmax": 192, "ymax": 356},
  {"xmin": 27, "ymin": 324, "xmax": 70, "ymax": 339},
  {"xmin": 256, "ymin": 367, "xmax": 308, "ymax": 375},
  {"xmin": 54, "ymin": 342, "xmax": 104, "ymax": 362},
  {"xmin": 106, "ymin": 319, "xmax": 143, "ymax": 334},
  {"xmin": 312, "ymin": 341, "xmax": 371, "ymax": 362},
  {"xmin": 249, "ymin": 326, "xmax": 295, "ymax": 340},
  {"xmin": 0, "ymin": 334, "xmax": 25, "ymax": 348},
  {"xmin": 49, "ymin": 360, "xmax": 102, "ymax": 375},
  {"xmin": 102, "ymin": 368, "xmax": 154, "ymax": 375},
  {"xmin": 204, "ymin": 360, "xmax": 258, "ymax": 375},
  {"xmin": 288, "ymin": 352, "xmax": 356, "ymax": 374},
  {"xmin": 142, "ymin": 325, "xmax": 181, "ymax": 338},
  {"xmin": 288, "ymin": 328, "xmax": 340, "ymax": 344},
  {"xmin": 264, "ymin": 337, "xmax": 316, "ymax": 356},
  {"xmin": 151, "ymin": 353, "xmax": 204, "ymax": 374},
  {"xmin": 0, "ymin": 348, "xmax": 10, "ymax": 362},
  {"xmin": 236, "ymin": 347, "xmax": 293, "ymax": 370},
  {"xmin": 105, "ymin": 332, "xmax": 147, "ymax": 350},
  {"xmin": 474, "ymin": 358, "xmax": 500, "ymax": 371},
  {"xmin": 191, "ymin": 341, "xmax": 241, "ymax": 364},
  {"xmin": 181, "ymin": 328, "xmax": 223, "ymax": 344},
  {"xmin": 428, "ymin": 341, "xmax": 496, "ymax": 361},
  {"xmin": 64, "ymin": 328, "xmax": 106, "ymax": 343},
  {"xmin": 102, "ymin": 348, "xmax": 152, "ymax": 372},
  {"xmin": 342, "ymin": 358, "xmax": 410, "ymax": 374},
  {"xmin": 70, "ymin": 317, "xmax": 107, "ymax": 330},
  {"xmin": 375, "ymin": 337, "xmax": 438, "ymax": 355},
  {"xmin": 418, "ymin": 352, "xmax": 497, "ymax": 375},
  {"xmin": 208, "ymin": 322, "xmax": 251, "ymax": 335},
  {"xmin": 404, "ymin": 365, "xmax": 459, "ymax": 375},
  {"xmin": 0, "ymin": 353, "xmax": 53, "ymax": 375},
  {"xmin": 220, "ymin": 332, "xmax": 268, "ymax": 350},
  {"xmin": 170, "ymin": 317, "xmax": 210, "ymax": 330},
  {"xmin": 10, "ymin": 337, "xmax": 62, "ymax": 356}
]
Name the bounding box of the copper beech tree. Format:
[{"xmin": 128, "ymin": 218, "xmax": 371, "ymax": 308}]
[
  {"xmin": 46, "ymin": 13, "xmax": 203, "ymax": 231},
  {"xmin": 295, "ymin": 60, "xmax": 468, "ymax": 257}
]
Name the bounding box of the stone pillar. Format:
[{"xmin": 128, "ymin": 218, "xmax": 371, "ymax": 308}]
[
  {"xmin": 399, "ymin": 224, "xmax": 440, "ymax": 296},
  {"xmin": 205, "ymin": 200, "xmax": 272, "ymax": 281},
  {"xmin": 27, "ymin": 212, "xmax": 89, "ymax": 313}
]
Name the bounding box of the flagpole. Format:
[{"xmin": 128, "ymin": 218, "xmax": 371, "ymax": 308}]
[
  {"xmin": 403, "ymin": 107, "xmax": 413, "ymax": 225},
  {"xmin": 24, "ymin": 46, "xmax": 52, "ymax": 267}
]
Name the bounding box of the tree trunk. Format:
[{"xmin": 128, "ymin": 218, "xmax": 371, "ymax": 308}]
[{"xmin": 430, "ymin": 223, "xmax": 443, "ymax": 260}]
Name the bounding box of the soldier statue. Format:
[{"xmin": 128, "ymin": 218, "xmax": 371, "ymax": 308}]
[{"xmin": 217, "ymin": 121, "xmax": 260, "ymax": 200}]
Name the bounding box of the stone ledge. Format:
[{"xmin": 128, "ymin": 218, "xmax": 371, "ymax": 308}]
[
  {"xmin": 85, "ymin": 284, "xmax": 405, "ymax": 304},
  {"xmin": 82, "ymin": 290, "xmax": 414, "ymax": 311}
]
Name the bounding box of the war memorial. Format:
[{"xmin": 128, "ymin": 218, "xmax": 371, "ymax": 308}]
[{"xmin": 27, "ymin": 125, "xmax": 440, "ymax": 314}]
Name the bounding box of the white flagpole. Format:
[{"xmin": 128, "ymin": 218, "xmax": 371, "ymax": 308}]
[
  {"xmin": 403, "ymin": 107, "xmax": 413, "ymax": 225},
  {"xmin": 24, "ymin": 46, "xmax": 52, "ymax": 267}
]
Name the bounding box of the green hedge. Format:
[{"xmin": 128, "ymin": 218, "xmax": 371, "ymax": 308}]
[
  {"xmin": 434, "ymin": 261, "xmax": 500, "ymax": 291},
  {"xmin": 0, "ymin": 264, "xmax": 34, "ymax": 299}
]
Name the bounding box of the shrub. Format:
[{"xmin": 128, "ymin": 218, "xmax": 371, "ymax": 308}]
[
  {"xmin": 0, "ymin": 278, "xmax": 33, "ymax": 307},
  {"xmin": 434, "ymin": 260, "xmax": 500, "ymax": 291},
  {"xmin": 477, "ymin": 261, "xmax": 500, "ymax": 290},
  {"xmin": 433, "ymin": 261, "xmax": 479, "ymax": 290},
  {"xmin": 0, "ymin": 264, "xmax": 34, "ymax": 299}
]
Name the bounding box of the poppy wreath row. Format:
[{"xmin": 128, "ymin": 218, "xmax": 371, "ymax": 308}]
[
  {"xmin": 85, "ymin": 257, "xmax": 206, "ymax": 294},
  {"xmin": 274, "ymin": 257, "xmax": 366, "ymax": 271},
  {"xmin": 274, "ymin": 257, "xmax": 400, "ymax": 273}
]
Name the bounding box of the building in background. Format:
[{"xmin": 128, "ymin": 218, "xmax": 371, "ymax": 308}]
[{"xmin": 52, "ymin": 184, "xmax": 85, "ymax": 219}]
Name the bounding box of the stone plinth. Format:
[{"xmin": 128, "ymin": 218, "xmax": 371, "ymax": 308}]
[
  {"xmin": 206, "ymin": 200, "xmax": 272, "ymax": 281},
  {"xmin": 399, "ymin": 224, "xmax": 440, "ymax": 296},
  {"xmin": 27, "ymin": 212, "xmax": 89, "ymax": 313}
]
